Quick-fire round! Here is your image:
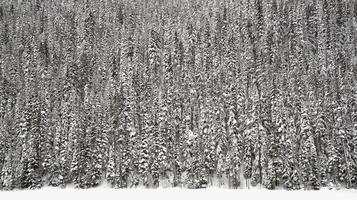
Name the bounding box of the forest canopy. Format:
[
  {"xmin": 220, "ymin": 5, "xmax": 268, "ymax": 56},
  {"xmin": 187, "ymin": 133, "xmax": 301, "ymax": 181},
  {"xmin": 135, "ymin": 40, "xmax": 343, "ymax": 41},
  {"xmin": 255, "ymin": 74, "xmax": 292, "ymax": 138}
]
[{"xmin": 0, "ymin": 0, "xmax": 357, "ymax": 190}]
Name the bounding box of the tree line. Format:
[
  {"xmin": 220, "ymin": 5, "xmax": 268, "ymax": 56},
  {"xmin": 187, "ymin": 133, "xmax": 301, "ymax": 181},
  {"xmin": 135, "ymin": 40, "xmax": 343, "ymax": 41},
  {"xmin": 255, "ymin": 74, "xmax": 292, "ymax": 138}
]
[{"xmin": 0, "ymin": 0, "xmax": 357, "ymax": 190}]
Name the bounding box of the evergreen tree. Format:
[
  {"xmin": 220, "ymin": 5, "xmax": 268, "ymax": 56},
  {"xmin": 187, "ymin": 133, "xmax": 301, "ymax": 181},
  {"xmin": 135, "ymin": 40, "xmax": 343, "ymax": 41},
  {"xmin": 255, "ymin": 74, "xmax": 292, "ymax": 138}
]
[{"xmin": 0, "ymin": 0, "xmax": 356, "ymax": 191}]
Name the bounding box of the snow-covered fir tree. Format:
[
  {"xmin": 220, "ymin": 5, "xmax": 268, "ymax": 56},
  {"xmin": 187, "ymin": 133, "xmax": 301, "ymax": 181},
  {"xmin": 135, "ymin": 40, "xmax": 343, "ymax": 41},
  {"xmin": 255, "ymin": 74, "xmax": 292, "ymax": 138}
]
[{"xmin": 0, "ymin": 0, "xmax": 356, "ymax": 190}]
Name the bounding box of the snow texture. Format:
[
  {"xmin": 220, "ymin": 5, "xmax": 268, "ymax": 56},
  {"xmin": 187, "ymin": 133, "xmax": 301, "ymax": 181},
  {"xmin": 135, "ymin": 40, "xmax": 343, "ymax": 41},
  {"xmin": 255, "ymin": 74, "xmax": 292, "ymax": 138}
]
[{"xmin": 1, "ymin": 0, "xmax": 357, "ymax": 192}]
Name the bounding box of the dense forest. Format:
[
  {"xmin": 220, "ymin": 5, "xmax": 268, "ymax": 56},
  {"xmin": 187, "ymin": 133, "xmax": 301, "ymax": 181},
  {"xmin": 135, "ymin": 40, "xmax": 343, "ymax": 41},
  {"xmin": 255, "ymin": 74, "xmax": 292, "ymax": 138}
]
[{"xmin": 0, "ymin": 0, "xmax": 357, "ymax": 190}]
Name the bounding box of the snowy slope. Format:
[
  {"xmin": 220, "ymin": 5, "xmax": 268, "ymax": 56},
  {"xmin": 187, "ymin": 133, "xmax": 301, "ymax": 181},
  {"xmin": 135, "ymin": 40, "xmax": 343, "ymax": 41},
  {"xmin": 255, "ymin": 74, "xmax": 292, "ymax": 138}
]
[{"xmin": 1, "ymin": 186, "xmax": 356, "ymax": 200}]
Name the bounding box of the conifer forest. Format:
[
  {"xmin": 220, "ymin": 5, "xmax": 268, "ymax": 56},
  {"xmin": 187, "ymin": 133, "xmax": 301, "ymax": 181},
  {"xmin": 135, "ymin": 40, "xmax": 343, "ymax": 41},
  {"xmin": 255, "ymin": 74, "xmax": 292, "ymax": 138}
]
[{"xmin": 1, "ymin": 0, "xmax": 357, "ymax": 191}]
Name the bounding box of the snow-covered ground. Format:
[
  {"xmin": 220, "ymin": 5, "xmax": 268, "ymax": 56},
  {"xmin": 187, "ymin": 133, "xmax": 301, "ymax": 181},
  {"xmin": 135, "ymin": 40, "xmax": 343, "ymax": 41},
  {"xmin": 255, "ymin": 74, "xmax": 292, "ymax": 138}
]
[{"xmin": 1, "ymin": 185, "xmax": 357, "ymax": 200}]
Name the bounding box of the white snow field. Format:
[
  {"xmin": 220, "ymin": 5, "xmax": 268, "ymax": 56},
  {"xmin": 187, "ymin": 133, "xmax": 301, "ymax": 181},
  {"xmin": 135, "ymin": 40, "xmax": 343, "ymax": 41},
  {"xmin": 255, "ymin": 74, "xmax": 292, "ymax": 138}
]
[{"xmin": 1, "ymin": 186, "xmax": 356, "ymax": 200}]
